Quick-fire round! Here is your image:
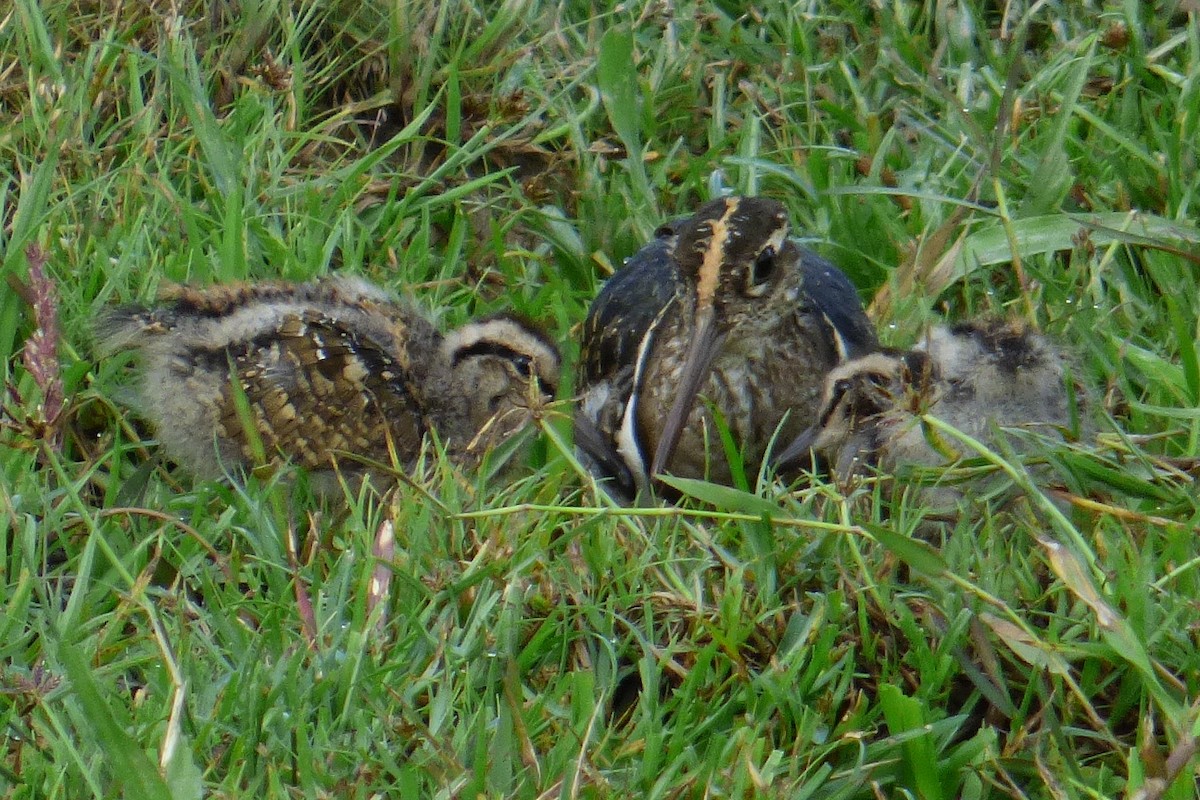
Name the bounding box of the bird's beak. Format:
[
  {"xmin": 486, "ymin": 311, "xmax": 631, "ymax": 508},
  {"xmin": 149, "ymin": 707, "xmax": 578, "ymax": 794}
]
[
  {"xmin": 772, "ymin": 367, "xmax": 856, "ymax": 472},
  {"xmin": 772, "ymin": 425, "xmax": 820, "ymax": 472},
  {"xmin": 650, "ymin": 303, "xmax": 723, "ymax": 477}
]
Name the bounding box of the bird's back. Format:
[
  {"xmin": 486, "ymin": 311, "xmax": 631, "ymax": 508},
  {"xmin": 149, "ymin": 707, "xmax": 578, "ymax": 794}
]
[{"xmin": 97, "ymin": 278, "xmax": 440, "ymax": 481}]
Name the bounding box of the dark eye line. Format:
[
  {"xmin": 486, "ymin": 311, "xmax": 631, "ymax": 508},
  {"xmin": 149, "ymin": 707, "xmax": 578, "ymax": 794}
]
[
  {"xmin": 866, "ymin": 372, "xmax": 890, "ymax": 388},
  {"xmin": 453, "ymin": 341, "xmax": 527, "ymax": 367},
  {"xmin": 453, "ymin": 341, "xmax": 555, "ymax": 396}
]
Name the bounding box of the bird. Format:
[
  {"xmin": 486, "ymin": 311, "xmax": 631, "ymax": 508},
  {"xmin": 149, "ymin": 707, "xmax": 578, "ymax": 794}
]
[
  {"xmin": 575, "ymin": 195, "xmax": 879, "ymax": 501},
  {"xmin": 96, "ymin": 276, "xmax": 560, "ymax": 492},
  {"xmin": 773, "ymin": 318, "xmax": 1090, "ymax": 504}
]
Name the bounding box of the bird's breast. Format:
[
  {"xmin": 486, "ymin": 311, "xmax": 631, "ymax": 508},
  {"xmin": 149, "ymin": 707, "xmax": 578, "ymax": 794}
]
[{"xmin": 635, "ymin": 312, "xmax": 838, "ymax": 481}]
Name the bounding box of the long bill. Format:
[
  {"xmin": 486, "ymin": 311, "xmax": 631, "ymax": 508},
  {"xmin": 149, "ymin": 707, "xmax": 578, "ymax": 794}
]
[
  {"xmin": 772, "ymin": 425, "xmax": 820, "ymax": 472},
  {"xmin": 650, "ymin": 304, "xmax": 723, "ymax": 478}
]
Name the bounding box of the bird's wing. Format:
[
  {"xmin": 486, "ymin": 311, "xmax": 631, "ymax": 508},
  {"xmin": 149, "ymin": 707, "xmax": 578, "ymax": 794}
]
[{"xmin": 218, "ymin": 310, "xmax": 428, "ymax": 470}]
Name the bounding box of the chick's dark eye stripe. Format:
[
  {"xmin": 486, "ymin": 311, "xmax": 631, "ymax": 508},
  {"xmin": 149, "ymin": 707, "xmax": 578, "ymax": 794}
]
[
  {"xmin": 451, "ymin": 341, "xmax": 526, "ymax": 365},
  {"xmin": 451, "ymin": 341, "xmax": 556, "ymax": 395}
]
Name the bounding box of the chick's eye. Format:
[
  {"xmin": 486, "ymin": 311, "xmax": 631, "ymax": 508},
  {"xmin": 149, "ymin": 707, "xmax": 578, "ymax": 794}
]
[
  {"xmin": 510, "ymin": 355, "xmax": 533, "ymax": 377},
  {"xmin": 751, "ymin": 246, "xmax": 777, "ymax": 286}
]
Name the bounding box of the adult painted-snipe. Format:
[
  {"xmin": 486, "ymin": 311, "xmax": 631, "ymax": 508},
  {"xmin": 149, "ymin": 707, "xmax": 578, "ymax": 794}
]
[
  {"xmin": 575, "ymin": 196, "xmax": 878, "ymax": 500},
  {"xmin": 98, "ymin": 276, "xmax": 560, "ymax": 491},
  {"xmin": 774, "ymin": 319, "xmax": 1089, "ymax": 504}
]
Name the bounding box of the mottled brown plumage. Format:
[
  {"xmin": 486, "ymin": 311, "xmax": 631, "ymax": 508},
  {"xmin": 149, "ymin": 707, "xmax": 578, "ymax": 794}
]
[
  {"xmin": 97, "ymin": 276, "xmax": 559, "ymax": 489},
  {"xmin": 576, "ymin": 196, "xmax": 878, "ymax": 500}
]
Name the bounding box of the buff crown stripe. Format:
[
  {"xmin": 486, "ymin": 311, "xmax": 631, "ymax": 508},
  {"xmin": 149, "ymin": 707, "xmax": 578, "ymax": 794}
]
[{"xmin": 695, "ymin": 198, "xmax": 738, "ymax": 309}]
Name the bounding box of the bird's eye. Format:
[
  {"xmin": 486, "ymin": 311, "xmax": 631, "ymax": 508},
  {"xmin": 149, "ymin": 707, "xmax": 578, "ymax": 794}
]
[
  {"xmin": 510, "ymin": 355, "xmax": 533, "ymax": 377},
  {"xmin": 750, "ymin": 246, "xmax": 777, "ymax": 287},
  {"xmin": 822, "ymin": 378, "xmax": 854, "ymax": 415}
]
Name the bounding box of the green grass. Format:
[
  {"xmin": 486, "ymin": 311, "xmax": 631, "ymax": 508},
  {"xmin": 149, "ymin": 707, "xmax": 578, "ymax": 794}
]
[{"xmin": 3, "ymin": 1, "xmax": 1200, "ymax": 797}]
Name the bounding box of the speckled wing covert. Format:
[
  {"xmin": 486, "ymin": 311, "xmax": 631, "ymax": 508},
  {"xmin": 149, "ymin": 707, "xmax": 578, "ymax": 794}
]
[
  {"xmin": 96, "ymin": 277, "xmax": 439, "ymax": 481},
  {"xmin": 796, "ymin": 248, "xmax": 880, "ymax": 361},
  {"xmin": 578, "ymin": 225, "xmax": 682, "ymax": 388},
  {"xmin": 216, "ymin": 309, "xmax": 428, "ymax": 471}
]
